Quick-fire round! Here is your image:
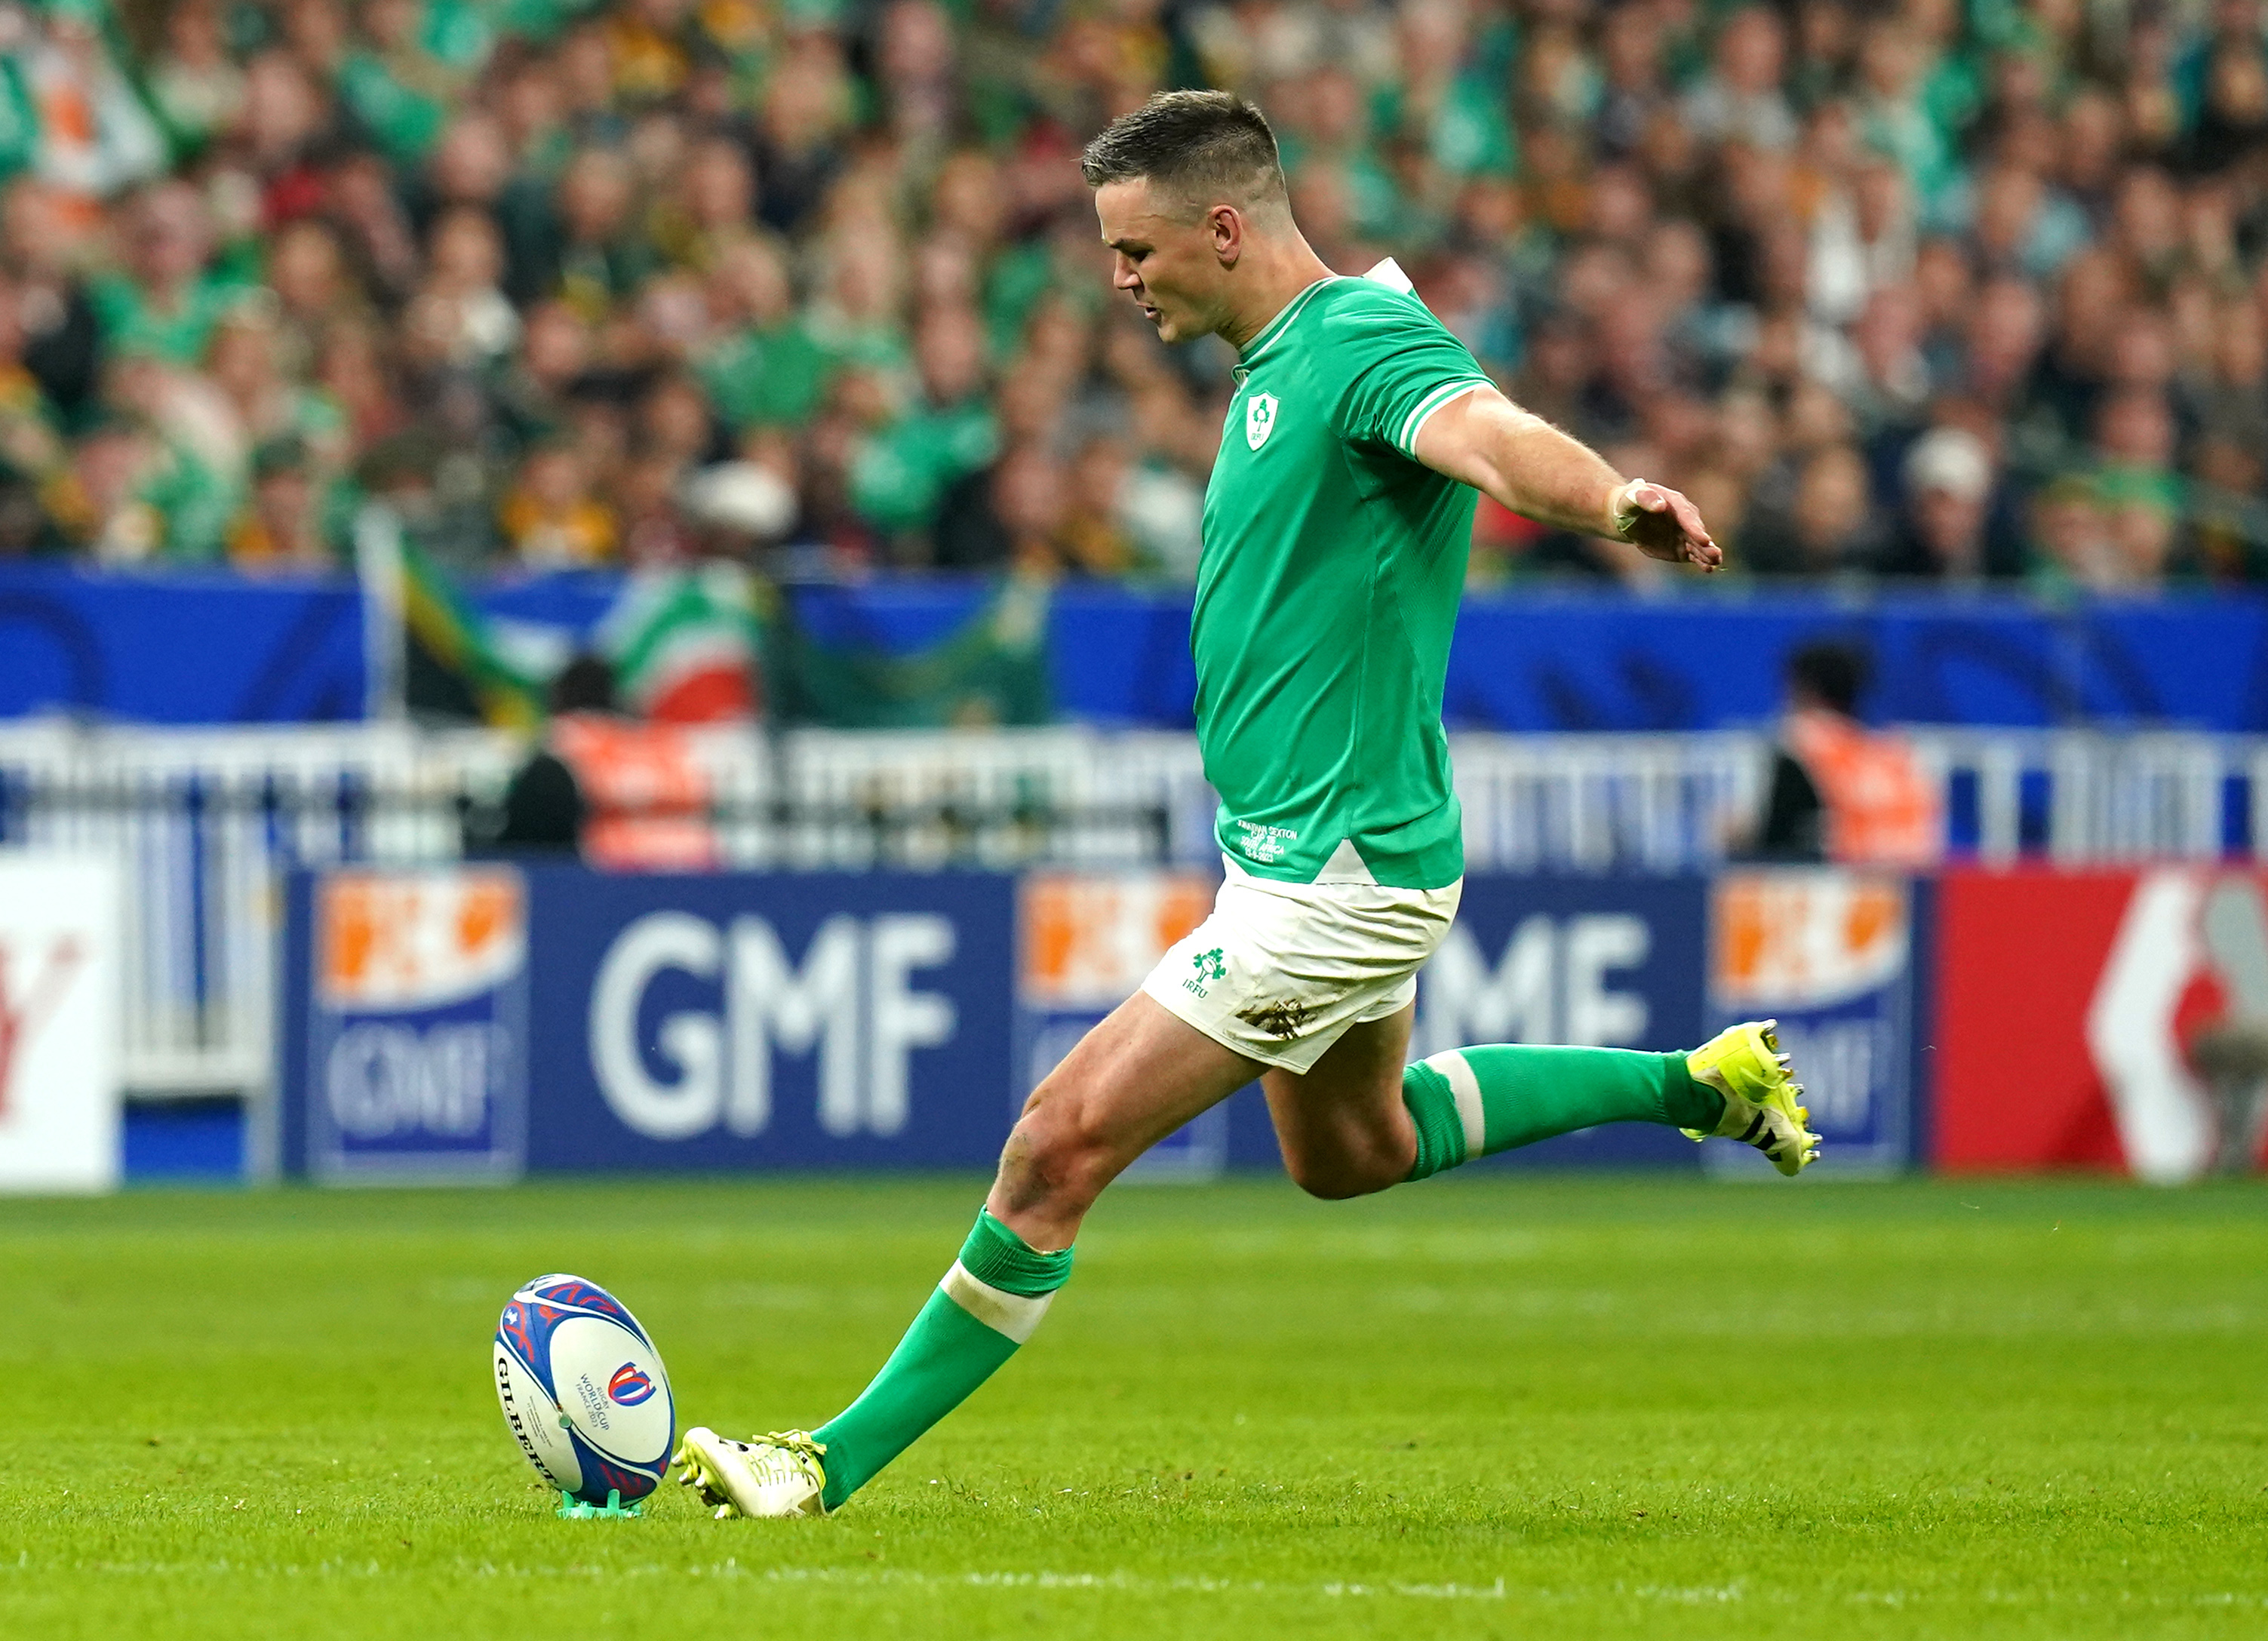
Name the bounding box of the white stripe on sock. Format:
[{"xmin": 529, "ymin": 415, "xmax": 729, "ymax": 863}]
[
  {"xmin": 939, "ymin": 1261, "xmax": 1056, "ymax": 1344},
  {"xmin": 1424, "ymin": 1050, "xmax": 1487, "ymax": 1160}
]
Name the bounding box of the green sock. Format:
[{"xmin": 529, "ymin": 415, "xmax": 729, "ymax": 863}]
[
  {"xmin": 1401, "ymin": 1045, "xmax": 1726, "ymax": 1179},
  {"xmin": 811, "ymin": 1209, "xmax": 1071, "ymax": 1509}
]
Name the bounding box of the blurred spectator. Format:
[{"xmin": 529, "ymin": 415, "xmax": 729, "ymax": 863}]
[
  {"xmin": 0, "ymin": 0, "xmax": 2261, "ymax": 588},
  {"xmin": 1877, "ymin": 426, "xmax": 2008, "ymax": 579},
  {"xmin": 1683, "ymin": 8, "xmax": 1796, "ymax": 152},
  {"xmin": 498, "ymin": 435, "xmax": 614, "ymax": 566},
  {"xmin": 1744, "ymin": 444, "xmax": 1881, "ymax": 576},
  {"xmin": 226, "ymin": 435, "xmax": 330, "ymax": 572},
  {"xmin": 469, "ymin": 653, "xmax": 613, "ymax": 857}
]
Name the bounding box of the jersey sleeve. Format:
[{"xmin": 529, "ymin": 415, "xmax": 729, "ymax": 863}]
[{"xmin": 1324, "ymin": 289, "xmax": 1495, "ymax": 459}]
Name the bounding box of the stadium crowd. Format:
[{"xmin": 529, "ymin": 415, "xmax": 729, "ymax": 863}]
[{"xmin": 1, "ymin": 0, "xmax": 2266, "ymax": 585}]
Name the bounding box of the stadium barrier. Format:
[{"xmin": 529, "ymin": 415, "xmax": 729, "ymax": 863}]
[{"xmin": 3, "ymin": 724, "xmax": 2263, "ymax": 1187}]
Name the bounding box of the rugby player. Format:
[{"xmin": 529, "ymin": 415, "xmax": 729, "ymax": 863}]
[{"xmin": 675, "ymin": 90, "xmax": 1818, "ymax": 1519}]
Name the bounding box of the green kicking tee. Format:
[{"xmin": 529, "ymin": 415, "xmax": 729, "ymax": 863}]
[{"xmin": 1195, "ymin": 271, "xmax": 1493, "ymax": 891}]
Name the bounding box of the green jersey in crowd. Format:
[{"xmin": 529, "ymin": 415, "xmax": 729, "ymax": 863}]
[{"xmin": 1194, "ymin": 270, "xmax": 1494, "ymax": 892}]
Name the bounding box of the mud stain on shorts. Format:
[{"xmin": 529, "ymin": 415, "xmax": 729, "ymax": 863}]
[{"xmin": 1236, "ymin": 998, "xmax": 1314, "ymax": 1040}]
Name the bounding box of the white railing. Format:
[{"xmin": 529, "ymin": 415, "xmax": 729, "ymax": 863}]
[
  {"xmin": 1913, "ymin": 729, "xmax": 2244, "ymax": 865},
  {"xmin": 3, "ymin": 721, "xmax": 2263, "ymax": 1108},
  {"xmin": 1450, "ymin": 732, "xmax": 1765, "ymax": 872},
  {"xmin": 767, "ymin": 729, "xmax": 1215, "ymax": 870}
]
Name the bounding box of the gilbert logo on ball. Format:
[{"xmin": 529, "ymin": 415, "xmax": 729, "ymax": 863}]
[{"xmin": 493, "ymin": 1274, "xmax": 675, "ymax": 1507}]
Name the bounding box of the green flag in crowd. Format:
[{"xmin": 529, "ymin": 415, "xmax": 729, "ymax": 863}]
[
  {"xmin": 370, "ymin": 525, "xmax": 1053, "ymax": 730},
  {"xmin": 392, "ymin": 533, "xmax": 547, "ymax": 728},
  {"xmin": 763, "ymin": 573, "xmax": 1054, "ymax": 730}
]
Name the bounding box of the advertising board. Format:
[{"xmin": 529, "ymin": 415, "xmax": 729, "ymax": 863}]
[
  {"xmin": 282, "ymin": 867, "xmax": 1734, "ymax": 1179},
  {"xmin": 1935, "ymin": 866, "xmax": 2268, "ymax": 1181},
  {"xmin": 285, "ymin": 865, "xmax": 1018, "ymax": 1175},
  {"xmin": 0, "ymin": 854, "xmax": 121, "ymax": 1193},
  {"xmin": 541, "ymin": 868, "xmax": 1016, "ymax": 1169},
  {"xmin": 291, "ymin": 866, "xmax": 530, "ymax": 1182},
  {"xmin": 1706, "ymin": 869, "xmax": 1921, "ymax": 1176}
]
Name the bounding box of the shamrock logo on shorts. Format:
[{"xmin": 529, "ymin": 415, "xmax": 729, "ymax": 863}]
[{"xmin": 1192, "ymin": 948, "xmax": 1227, "ymax": 982}]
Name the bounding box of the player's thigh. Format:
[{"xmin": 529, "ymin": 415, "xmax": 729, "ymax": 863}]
[
  {"xmin": 1262, "ymin": 1002, "xmax": 1415, "ymax": 1184},
  {"xmin": 1016, "ymin": 989, "xmax": 1262, "ymax": 1174}
]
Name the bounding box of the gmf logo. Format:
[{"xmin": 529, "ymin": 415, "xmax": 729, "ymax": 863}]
[
  {"xmin": 607, "ymin": 1362, "xmax": 656, "ymax": 1406},
  {"xmin": 0, "ymin": 934, "xmax": 85, "ymax": 1123}
]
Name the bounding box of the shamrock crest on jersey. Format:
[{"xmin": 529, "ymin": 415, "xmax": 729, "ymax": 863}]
[{"xmin": 1245, "ymin": 392, "xmax": 1278, "ymax": 450}]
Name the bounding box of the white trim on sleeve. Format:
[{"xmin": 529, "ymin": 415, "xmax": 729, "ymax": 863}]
[{"xmin": 1397, "ymin": 377, "xmax": 1492, "ymax": 456}]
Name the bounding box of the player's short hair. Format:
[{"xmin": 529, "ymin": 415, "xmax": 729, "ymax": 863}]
[{"xmin": 1080, "ymin": 91, "xmax": 1289, "ymax": 220}]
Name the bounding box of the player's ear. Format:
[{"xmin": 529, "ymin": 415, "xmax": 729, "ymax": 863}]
[{"xmin": 1209, "ymin": 204, "xmax": 1243, "ymax": 267}]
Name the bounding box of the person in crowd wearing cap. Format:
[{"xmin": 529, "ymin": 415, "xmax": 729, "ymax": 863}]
[{"xmin": 1874, "ymin": 426, "xmax": 2021, "ymax": 579}]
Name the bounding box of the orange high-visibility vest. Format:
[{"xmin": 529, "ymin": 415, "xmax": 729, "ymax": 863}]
[
  {"xmin": 1782, "ymin": 707, "xmax": 1942, "ymax": 868},
  {"xmin": 549, "ymin": 714, "xmax": 719, "ymax": 871}
]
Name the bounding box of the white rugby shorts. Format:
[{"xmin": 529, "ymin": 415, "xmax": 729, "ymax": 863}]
[{"xmin": 1139, "ymin": 857, "xmax": 1462, "ymax": 1074}]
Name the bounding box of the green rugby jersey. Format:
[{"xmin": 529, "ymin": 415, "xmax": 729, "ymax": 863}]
[{"xmin": 1194, "ymin": 272, "xmax": 1493, "ymax": 890}]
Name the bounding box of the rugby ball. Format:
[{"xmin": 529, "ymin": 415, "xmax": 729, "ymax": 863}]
[{"xmin": 493, "ymin": 1274, "xmax": 675, "ymax": 1506}]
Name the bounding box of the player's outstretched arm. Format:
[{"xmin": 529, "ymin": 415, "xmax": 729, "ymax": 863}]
[{"xmin": 1410, "ymin": 384, "xmax": 1724, "ymax": 572}]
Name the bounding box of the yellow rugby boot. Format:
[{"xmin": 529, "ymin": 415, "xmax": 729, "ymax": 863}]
[
  {"xmin": 1682, "ymin": 1019, "xmax": 1820, "ymax": 1176},
  {"xmin": 673, "ymin": 1427, "xmax": 828, "ymax": 1518}
]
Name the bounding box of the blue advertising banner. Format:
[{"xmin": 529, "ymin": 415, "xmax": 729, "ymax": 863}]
[
  {"xmin": 284, "ymin": 865, "xmax": 1017, "ymax": 1175},
  {"xmin": 280, "ymin": 865, "xmax": 1882, "ymax": 1179},
  {"xmin": 521, "ymin": 867, "xmax": 1016, "ymax": 1170},
  {"xmin": 280, "ymin": 866, "xmax": 531, "ymax": 1182},
  {"xmin": 0, "ymin": 564, "xmax": 365, "ymax": 724},
  {"xmin": 1704, "ymin": 869, "xmax": 1922, "ymax": 1176}
]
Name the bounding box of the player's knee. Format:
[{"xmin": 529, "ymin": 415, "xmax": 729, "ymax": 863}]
[
  {"xmin": 997, "ymin": 1097, "xmax": 1116, "ymax": 1215},
  {"xmin": 1282, "ymin": 1148, "xmax": 1400, "ymax": 1201}
]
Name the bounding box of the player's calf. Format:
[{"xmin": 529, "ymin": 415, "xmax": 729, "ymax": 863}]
[
  {"xmin": 1395, "ymin": 1026, "xmax": 1818, "ymax": 1179},
  {"xmin": 681, "ymin": 993, "xmax": 1255, "ymax": 1516}
]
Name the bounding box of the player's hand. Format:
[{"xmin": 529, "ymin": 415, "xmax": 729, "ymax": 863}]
[{"xmin": 1612, "ymin": 480, "xmax": 1723, "ymax": 572}]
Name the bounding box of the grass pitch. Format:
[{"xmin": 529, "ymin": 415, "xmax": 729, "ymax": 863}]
[{"xmin": 2, "ymin": 1174, "xmax": 2265, "ymax": 1639}]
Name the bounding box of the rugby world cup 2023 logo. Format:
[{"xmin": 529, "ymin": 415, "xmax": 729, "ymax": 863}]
[{"xmin": 607, "ymin": 1363, "xmax": 656, "ymax": 1406}]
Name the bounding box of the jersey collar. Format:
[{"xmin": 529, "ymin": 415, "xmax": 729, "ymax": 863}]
[{"xmin": 1233, "ymin": 276, "xmax": 1342, "ymax": 378}]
